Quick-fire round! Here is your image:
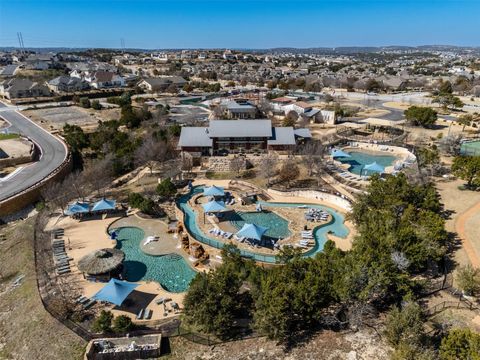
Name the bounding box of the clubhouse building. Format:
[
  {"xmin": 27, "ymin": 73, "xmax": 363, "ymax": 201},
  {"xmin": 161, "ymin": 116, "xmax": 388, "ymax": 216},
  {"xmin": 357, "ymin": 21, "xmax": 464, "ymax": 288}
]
[{"xmin": 178, "ymin": 119, "xmax": 311, "ymax": 156}]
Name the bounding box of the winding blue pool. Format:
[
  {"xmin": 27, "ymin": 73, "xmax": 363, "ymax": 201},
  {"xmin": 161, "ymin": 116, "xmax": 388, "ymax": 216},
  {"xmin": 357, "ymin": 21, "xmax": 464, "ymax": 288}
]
[
  {"xmin": 337, "ymin": 150, "xmax": 397, "ymax": 175},
  {"xmin": 177, "ymin": 186, "xmax": 350, "ymax": 263},
  {"xmin": 111, "ymin": 226, "xmax": 197, "ymax": 293}
]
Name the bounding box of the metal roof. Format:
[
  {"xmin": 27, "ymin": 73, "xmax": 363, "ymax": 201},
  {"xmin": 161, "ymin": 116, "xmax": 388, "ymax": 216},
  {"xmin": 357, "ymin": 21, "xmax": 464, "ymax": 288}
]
[
  {"xmin": 294, "ymin": 128, "xmax": 312, "ymax": 138},
  {"xmin": 208, "ymin": 119, "xmax": 272, "ymax": 138},
  {"xmin": 178, "ymin": 127, "xmax": 213, "ymax": 147},
  {"xmin": 268, "ymin": 127, "xmax": 296, "ymax": 146}
]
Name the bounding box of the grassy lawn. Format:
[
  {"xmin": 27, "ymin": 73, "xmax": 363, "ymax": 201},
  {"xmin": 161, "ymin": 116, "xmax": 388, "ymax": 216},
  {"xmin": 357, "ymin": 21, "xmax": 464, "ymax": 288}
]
[
  {"xmin": 0, "ymin": 133, "xmax": 20, "ymax": 141},
  {"xmin": 0, "ymin": 218, "xmax": 86, "ymax": 360}
]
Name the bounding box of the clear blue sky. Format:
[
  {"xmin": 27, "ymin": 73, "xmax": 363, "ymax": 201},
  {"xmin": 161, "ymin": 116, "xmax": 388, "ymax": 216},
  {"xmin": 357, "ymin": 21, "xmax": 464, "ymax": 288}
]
[{"xmin": 0, "ymin": 0, "xmax": 479, "ymax": 49}]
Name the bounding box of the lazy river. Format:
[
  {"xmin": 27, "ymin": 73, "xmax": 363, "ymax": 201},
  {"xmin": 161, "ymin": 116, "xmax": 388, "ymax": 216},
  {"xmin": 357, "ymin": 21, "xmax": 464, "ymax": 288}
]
[{"xmin": 177, "ymin": 186, "xmax": 350, "ymax": 263}]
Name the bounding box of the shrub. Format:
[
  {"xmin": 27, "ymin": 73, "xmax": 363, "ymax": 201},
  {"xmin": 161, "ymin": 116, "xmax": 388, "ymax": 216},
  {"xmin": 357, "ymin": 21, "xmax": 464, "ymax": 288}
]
[
  {"xmin": 112, "ymin": 315, "xmax": 133, "ymax": 333},
  {"xmin": 456, "ymin": 265, "xmax": 480, "ymax": 296},
  {"xmin": 92, "ymin": 310, "xmax": 113, "ymax": 333},
  {"xmin": 439, "ymin": 328, "xmax": 480, "ymax": 360},
  {"xmin": 156, "ymin": 178, "xmax": 177, "ymax": 198},
  {"xmin": 91, "ymin": 99, "xmax": 102, "ymax": 110},
  {"xmin": 79, "ymin": 97, "xmax": 91, "ymax": 108}
]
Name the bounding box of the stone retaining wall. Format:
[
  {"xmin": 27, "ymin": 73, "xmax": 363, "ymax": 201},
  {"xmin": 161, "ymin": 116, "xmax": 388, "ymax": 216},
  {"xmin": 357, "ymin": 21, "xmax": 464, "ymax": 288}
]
[{"xmin": 207, "ymin": 156, "xmax": 247, "ymax": 172}]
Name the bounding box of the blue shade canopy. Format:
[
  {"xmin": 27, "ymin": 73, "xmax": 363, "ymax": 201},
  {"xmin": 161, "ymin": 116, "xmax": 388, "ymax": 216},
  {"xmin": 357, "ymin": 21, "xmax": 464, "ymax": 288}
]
[
  {"xmin": 363, "ymin": 161, "xmax": 385, "ymax": 173},
  {"xmin": 203, "ymin": 185, "xmax": 225, "ymax": 197},
  {"xmin": 92, "ymin": 278, "xmax": 139, "ymax": 306},
  {"xmin": 202, "ymin": 200, "xmax": 227, "ymax": 213},
  {"xmin": 236, "ymin": 223, "xmax": 268, "ymax": 241},
  {"xmin": 331, "ymin": 149, "xmax": 351, "ymax": 158},
  {"xmin": 65, "ymin": 201, "xmax": 90, "ymax": 215},
  {"xmin": 92, "ymin": 198, "xmax": 116, "ymax": 212}
]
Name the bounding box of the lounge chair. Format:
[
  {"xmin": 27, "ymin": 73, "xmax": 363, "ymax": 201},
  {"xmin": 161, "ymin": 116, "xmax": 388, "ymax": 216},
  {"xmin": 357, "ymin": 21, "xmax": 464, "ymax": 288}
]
[
  {"xmin": 76, "ymin": 296, "xmax": 88, "ymax": 304},
  {"xmin": 136, "ymin": 308, "xmax": 144, "ymax": 320},
  {"xmin": 57, "ymin": 269, "xmax": 71, "ymax": 275},
  {"xmin": 223, "ymin": 232, "xmax": 233, "ymax": 239},
  {"xmin": 83, "ymin": 299, "xmax": 96, "ymax": 309}
]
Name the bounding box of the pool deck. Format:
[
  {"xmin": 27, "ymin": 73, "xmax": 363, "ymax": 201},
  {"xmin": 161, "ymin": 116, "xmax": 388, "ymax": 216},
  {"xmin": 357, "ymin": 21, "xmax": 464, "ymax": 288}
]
[{"xmin": 44, "ymin": 214, "xmax": 187, "ymax": 323}]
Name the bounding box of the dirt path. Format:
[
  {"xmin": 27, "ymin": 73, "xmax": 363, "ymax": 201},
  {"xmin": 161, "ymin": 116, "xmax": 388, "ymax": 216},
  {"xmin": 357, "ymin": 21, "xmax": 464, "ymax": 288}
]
[{"xmin": 455, "ymin": 199, "xmax": 480, "ymax": 268}]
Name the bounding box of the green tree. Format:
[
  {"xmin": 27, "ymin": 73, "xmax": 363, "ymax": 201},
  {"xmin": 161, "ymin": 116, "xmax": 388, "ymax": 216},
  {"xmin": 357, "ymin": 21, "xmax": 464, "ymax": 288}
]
[
  {"xmin": 79, "ymin": 97, "xmax": 91, "ymax": 108},
  {"xmin": 92, "ymin": 310, "xmax": 113, "ymax": 333},
  {"xmin": 456, "ymin": 265, "xmax": 480, "ymax": 296},
  {"xmin": 91, "ymin": 99, "xmax": 102, "ymax": 110},
  {"xmin": 62, "ymin": 124, "xmax": 89, "ymax": 151},
  {"xmin": 169, "ymin": 123, "xmax": 181, "ymax": 137},
  {"xmin": 452, "ymin": 156, "xmax": 480, "ymax": 188},
  {"xmin": 156, "ymin": 178, "xmax": 176, "ymax": 198},
  {"xmin": 439, "ymin": 80, "xmax": 453, "ymax": 95},
  {"xmin": 458, "ymin": 114, "xmax": 473, "ymax": 132},
  {"xmin": 404, "ymin": 106, "xmax": 437, "ymax": 128},
  {"xmin": 384, "ymin": 302, "xmax": 425, "ymax": 348},
  {"xmin": 439, "ymin": 328, "xmax": 480, "ymax": 360},
  {"xmin": 112, "ymin": 315, "xmax": 133, "ymax": 333}
]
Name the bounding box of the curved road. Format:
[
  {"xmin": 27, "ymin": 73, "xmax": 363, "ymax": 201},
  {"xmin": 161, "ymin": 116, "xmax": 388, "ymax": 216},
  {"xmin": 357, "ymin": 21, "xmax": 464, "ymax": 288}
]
[{"xmin": 0, "ymin": 102, "xmax": 68, "ymax": 202}]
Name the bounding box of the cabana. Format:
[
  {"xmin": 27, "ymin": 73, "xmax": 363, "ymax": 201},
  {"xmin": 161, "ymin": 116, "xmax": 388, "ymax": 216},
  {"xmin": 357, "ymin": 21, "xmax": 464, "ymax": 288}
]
[
  {"xmin": 203, "ymin": 185, "xmax": 225, "ymax": 197},
  {"xmin": 65, "ymin": 201, "xmax": 90, "ymax": 216},
  {"xmin": 236, "ymin": 223, "xmax": 268, "ymax": 245},
  {"xmin": 92, "ymin": 278, "xmax": 139, "ymax": 306},
  {"xmin": 331, "ymin": 149, "xmax": 351, "ymax": 158},
  {"xmin": 361, "ymin": 161, "xmax": 385, "ymax": 176},
  {"xmin": 78, "ymin": 248, "xmax": 125, "ymax": 282},
  {"xmin": 91, "ymin": 198, "xmax": 116, "ymax": 212},
  {"xmin": 202, "ymin": 200, "xmax": 228, "ymax": 223}
]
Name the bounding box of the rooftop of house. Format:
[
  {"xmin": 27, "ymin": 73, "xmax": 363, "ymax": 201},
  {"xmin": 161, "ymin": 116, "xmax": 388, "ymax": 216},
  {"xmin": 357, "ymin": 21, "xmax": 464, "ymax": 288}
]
[{"xmin": 178, "ymin": 127, "xmax": 213, "ymax": 148}]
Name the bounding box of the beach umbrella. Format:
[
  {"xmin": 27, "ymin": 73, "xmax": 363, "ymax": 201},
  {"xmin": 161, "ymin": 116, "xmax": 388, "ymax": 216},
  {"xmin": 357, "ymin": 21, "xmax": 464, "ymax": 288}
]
[
  {"xmin": 202, "ymin": 200, "xmax": 227, "ymax": 213},
  {"xmin": 203, "ymin": 185, "xmax": 225, "ymax": 197},
  {"xmin": 78, "ymin": 248, "xmax": 125, "ymax": 275},
  {"xmin": 65, "ymin": 201, "xmax": 90, "ymax": 215},
  {"xmin": 91, "ymin": 198, "xmax": 116, "ymax": 212},
  {"xmin": 236, "ymin": 223, "xmax": 268, "ymax": 241},
  {"xmin": 92, "ymin": 278, "xmax": 139, "ymax": 306},
  {"xmin": 362, "ymin": 161, "xmax": 385, "ymax": 174},
  {"xmin": 331, "ymin": 149, "xmax": 351, "ymax": 158}
]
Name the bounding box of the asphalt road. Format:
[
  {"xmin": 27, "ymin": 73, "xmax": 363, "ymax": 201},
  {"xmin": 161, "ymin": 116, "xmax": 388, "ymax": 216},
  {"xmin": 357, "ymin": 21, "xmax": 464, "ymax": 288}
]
[{"xmin": 0, "ymin": 102, "xmax": 68, "ymax": 202}]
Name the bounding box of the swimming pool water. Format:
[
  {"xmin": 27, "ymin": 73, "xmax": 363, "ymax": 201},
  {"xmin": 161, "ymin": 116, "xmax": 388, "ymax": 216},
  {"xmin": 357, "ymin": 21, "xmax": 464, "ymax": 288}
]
[
  {"xmin": 177, "ymin": 186, "xmax": 350, "ymax": 263},
  {"xmin": 111, "ymin": 226, "xmax": 197, "ymax": 293},
  {"xmin": 229, "ymin": 211, "xmax": 291, "ymax": 239},
  {"xmin": 460, "ymin": 141, "xmax": 480, "ymax": 156},
  {"xmin": 338, "ymin": 150, "xmax": 397, "ymax": 175}
]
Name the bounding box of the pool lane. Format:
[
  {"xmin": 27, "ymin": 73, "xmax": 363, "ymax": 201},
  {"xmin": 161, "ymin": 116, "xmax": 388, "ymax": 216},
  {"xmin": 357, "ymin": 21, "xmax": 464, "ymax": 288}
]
[{"xmin": 177, "ymin": 186, "xmax": 350, "ymax": 263}]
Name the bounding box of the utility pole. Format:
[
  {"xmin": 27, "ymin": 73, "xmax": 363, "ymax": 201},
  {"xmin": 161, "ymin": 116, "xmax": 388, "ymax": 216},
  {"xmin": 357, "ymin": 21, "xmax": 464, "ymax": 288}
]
[
  {"xmin": 17, "ymin": 32, "xmax": 25, "ymax": 54},
  {"xmin": 120, "ymin": 38, "xmax": 125, "ymax": 53}
]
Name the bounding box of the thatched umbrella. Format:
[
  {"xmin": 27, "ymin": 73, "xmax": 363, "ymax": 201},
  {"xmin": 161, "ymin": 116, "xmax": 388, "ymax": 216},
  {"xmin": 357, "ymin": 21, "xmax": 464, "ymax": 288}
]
[{"xmin": 78, "ymin": 248, "xmax": 125, "ymax": 276}]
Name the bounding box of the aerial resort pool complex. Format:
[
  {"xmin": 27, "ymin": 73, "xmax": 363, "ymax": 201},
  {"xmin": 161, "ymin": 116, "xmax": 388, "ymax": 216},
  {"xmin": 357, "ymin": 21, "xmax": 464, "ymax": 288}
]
[{"xmin": 52, "ymin": 179, "xmax": 354, "ymax": 322}]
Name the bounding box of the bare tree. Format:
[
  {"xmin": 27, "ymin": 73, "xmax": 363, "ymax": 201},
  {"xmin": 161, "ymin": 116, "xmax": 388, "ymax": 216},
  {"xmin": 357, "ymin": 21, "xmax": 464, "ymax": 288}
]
[
  {"xmin": 300, "ymin": 141, "xmax": 325, "ymax": 177},
  {"xmin": 259, "ymin": 153, "xmax": 278, "ymax": 186},
  {"xmin": 230, "ymin": 156, "xmax": 245, "ymax": 177},
  {"xmin": 134, "ymin": 135, "xmax": 168, "ymax": 174},
  {"xmin": 279, "ymin": 159, "xmax": 299, "ymax": 188}
]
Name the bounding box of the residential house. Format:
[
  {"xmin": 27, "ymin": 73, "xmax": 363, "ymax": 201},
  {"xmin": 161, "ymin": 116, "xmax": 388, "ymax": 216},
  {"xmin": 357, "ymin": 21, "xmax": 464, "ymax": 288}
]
[
  {"xmin": 84, "ymin": 71, "xmax": 126, "ymax": 89},
  {"xmin": 0, "ymin": 78, "xmax": 51, "ymax": 99},
  {"xmin": 222, "ymin": 99, "xmax": 258, "ymax": 119},
  {"xmin": 47, "ymin": 76, "xmax": 90, "ymax": 93},
  {"xmin": 137, "ymin": 76, "xmax": 187, "ymax": 92}
]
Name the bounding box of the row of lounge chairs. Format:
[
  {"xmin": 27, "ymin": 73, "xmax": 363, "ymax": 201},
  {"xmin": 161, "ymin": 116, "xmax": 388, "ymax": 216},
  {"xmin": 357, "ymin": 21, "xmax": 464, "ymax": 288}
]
[
  {"xmin": 304, "ymin": 209, "xmax": 329, "ymax": 222},
  {"xmin": 52, "ymin": 229, "xmax": 72, "ymax": 276},
  {"xmin": 136, "ymin": 308, "xmax": 153, "ymax": 320},
  {"xmin": 75, "ymin": 295, "xmax": 97, "ymax": 310},
  {"xmin": 208, "ymin": 228, "xmax": 233, "ymax": 239},
  {"xmin": 298, "ymin": 230, "xmax": 314, "ymax": 248}
]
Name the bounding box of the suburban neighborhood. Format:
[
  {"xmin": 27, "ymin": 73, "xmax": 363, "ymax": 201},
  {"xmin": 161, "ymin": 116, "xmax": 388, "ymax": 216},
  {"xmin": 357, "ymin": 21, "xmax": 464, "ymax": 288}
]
[{"xmin": 1, "ymin": 1, "xmax": 480, "ymax": 359}]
